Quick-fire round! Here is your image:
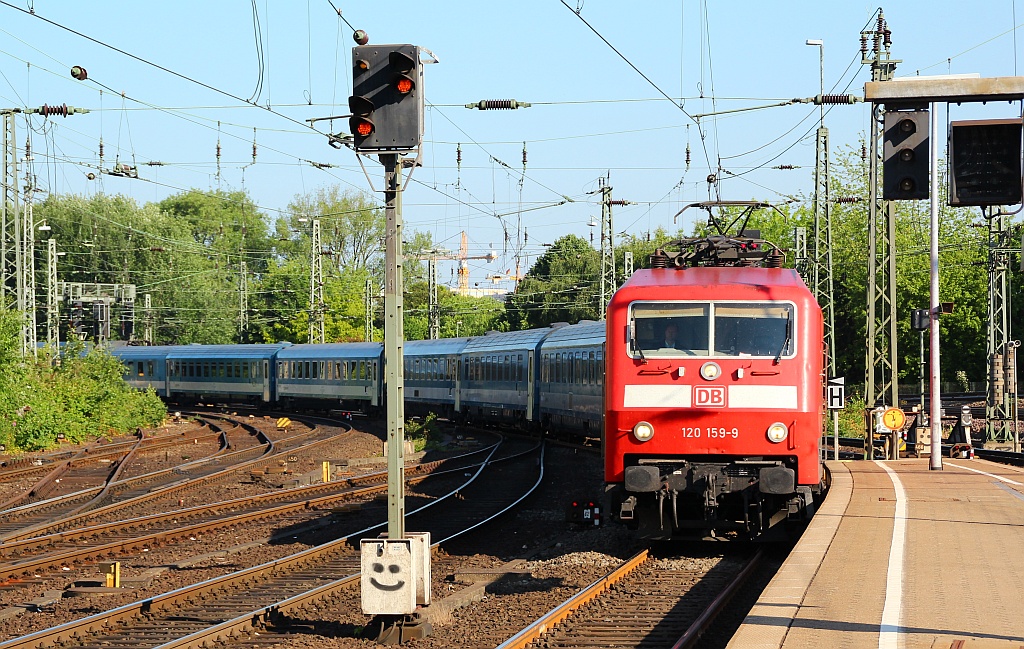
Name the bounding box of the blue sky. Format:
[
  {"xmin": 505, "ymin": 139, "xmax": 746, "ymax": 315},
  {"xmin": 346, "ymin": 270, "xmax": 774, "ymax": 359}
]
[{"xmin": 1, "ymin": 1, "xmax": 1022, "ymax": 290}]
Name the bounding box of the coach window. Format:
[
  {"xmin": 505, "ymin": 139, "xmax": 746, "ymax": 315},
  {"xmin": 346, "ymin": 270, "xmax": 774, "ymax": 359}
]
[{"xmin": 226, "ymin": 363, "xmax": 233, "ymax": 379}]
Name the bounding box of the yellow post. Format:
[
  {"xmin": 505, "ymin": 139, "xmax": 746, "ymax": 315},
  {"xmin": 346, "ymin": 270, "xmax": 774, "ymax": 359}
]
[
  {"xmin": 322, "ymin": 461, "xmax": 331, "ymax": 483},
  {"xmin": 99, "ymin": 561, "xmax": 120, "ymax": 588}
]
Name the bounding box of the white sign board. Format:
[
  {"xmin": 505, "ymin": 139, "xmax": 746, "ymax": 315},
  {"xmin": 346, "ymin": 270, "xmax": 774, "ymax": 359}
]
[{"xmin": 360, "ymin": 538, "xmax": 417, "ymax": 615}]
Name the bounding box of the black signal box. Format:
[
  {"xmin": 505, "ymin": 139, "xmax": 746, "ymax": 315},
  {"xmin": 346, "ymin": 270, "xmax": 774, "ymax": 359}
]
[{"xmin": 949, "ymin": 119, "xmax": 1023, "ymax": 207}]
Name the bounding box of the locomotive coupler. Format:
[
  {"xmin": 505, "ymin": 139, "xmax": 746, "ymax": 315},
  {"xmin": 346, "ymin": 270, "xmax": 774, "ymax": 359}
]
[
  {"xmin": 703, "ymin": 473, "xmax": 718, "ymax": 521},
  {"xmin": 619, "ymin": 495, "xmax": 636, "ymax": 521},
  {"xmin": 670, "ymin": 489, "xmax": 679, "ymax": 529},
  {"xmin": 656, "ymin": 489, "xmax": 667, "ymax": 530}
]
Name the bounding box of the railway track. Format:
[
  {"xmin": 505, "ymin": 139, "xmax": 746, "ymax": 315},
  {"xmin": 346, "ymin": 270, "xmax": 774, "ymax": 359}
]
[
  {"xmin": 0, "ymin": 436, "xmax": 545, "ymax": 649},
  {"xmin": 0, "ymin": 413, "xmax": 368, "ymax": 543},
  {"xmin": 0, "ymin": 416, "xmax": 274, "ymax": 541},
  {"xmin": 0, "ymin": 434, "xmax": 505, "ymax": 586},
  {"xmin": 498, "ymin": 548, "xmax": 762, "ymax": 649}
]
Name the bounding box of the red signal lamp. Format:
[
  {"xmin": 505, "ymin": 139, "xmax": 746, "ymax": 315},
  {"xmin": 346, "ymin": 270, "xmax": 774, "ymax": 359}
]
[
  {"xmin": 395, "ymin": 76, "xmax": 413, "ymax": 94},
  {"xmin": 352, "ymin": 118, "xmax": 374, "ymax": 137}
]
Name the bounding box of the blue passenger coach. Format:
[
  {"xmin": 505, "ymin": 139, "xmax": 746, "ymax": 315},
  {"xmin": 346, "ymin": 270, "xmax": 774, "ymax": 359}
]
[
  {"xmin": 110, "ymin": 345, "xmax": 173, "ymax": 397},
  {"xmin": 459, "ymin": 328, "xmax": 550, "ymax": 425},
  {"xmin": 276, "ymin": 343, "xmax": 384, "ymax": 411},
  {"xmin": 166, "ymin": 344, "xmax": 286, "ymax": 404},
  {"xmin": 404, "ymin": 338, "xmax": 470, "ymax": 419},
  {"xmin": 538, "ymin": 321, "xmax": 606, "ymax": 434}
]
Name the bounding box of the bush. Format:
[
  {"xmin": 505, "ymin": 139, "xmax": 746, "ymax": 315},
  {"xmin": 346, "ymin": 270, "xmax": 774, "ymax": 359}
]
[
  {"xmin": 0, "ymin": 317, "xmax": 166, "ymax": 451},
  {"xmin": 405, "ymin": 412, "xmax": 442, "ymax": 452}
]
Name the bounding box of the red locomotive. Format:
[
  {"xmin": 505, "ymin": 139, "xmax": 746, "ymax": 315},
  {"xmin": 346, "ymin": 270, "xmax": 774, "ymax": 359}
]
[{"xmin": 604, "ymin": 233, "xmax": 825, "ymax": 540}]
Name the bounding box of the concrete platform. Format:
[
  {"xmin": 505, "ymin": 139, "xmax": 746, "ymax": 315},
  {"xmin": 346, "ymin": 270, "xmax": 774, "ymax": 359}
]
[{"xmin": 729, "ymin": 457, "xmax": 1024, "ymax": 648}]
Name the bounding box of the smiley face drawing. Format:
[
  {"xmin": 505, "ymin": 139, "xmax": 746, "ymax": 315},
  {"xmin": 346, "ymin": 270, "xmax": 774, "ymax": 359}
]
[{"xmin": 370, "ymin": 561, "xmax": 406, "ymax": 592}]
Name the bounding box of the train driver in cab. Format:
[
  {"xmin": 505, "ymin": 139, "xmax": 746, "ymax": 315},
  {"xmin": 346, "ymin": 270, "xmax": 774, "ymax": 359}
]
[{"xmin": 662, "ymin": 322, "xmax": 679, "ymax": 349}]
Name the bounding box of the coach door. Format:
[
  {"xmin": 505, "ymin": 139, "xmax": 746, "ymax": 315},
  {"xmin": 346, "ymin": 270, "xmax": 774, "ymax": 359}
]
[
  {"xmin": 526, "ymin": 350, "xmax": 535, "ymax": 421},
  {"xmin": 262, "ymin": 360, "xmax": 270, "ymax": 402},
  {"xmin": 454, "ymin": 358, "xmax": 461, "ymax": 412},
  {"xmin": 163, "ymin": 359, "xmax": 171, "ymax": 398}
]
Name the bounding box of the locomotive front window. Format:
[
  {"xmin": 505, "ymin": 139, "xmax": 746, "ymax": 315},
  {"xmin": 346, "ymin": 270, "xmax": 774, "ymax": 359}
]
[
  {"xmin": 631, "ymin": 303, "xmax": 710, "ymax": 357},
  {"xmin": 629, "ymin": 301, "xmax": 795, "ymax": 359},
  {"xmin": 713, "ymin": 304, "xmax": 794, "ymax": 358}
]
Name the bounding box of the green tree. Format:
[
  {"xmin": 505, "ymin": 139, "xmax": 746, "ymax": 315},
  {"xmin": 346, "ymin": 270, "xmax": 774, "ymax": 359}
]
[{"xmin": 502, "ymin": 234, "xmax": 601, "ymax": 329}]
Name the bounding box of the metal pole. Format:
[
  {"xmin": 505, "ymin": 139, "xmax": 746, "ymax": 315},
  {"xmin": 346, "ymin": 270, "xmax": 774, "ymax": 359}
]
[
  {"xmin": 428, "ymin": 257, "xmax": 439, "ymax": 339},
  {"xmin": 384, "ymin": 153, "xmax": 405, "ymax": 540},
  {"xmin": 833, "ymin": 409, "xmax": 839, "ymax": 461},
  {"xmin": 309, "ymin": 218, "xmax": 325, "ymax": 344},
  {"xmin": 21, "ymin": 159, "xmax": 36, "ymax": 357},
  {"xmin": 46, "ymin": 238, "xmax": 57, "ymax": 350},
  {"xmin": 364, "ymin": 278, "xmax": 373, "ymax": 342},
  {"xmin": 929, "ymin": 101, "xmax": 943, "ymax": 470},
  {"xmin": 238, "ymin": 260, "xmax": 248, "ymax": 339},
  {"xmin": 144, "ymin": 293, "xmax": 152, "ymax": 344}
]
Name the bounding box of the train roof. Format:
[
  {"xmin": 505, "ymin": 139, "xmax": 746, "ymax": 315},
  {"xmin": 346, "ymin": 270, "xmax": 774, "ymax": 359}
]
[
  {"xmin": 620, "ymin": 266, "xmax": 808, "ymax": 291},
  {"xmin": 405, "ymin": 338, "xmax": 471, "ymax": 356},
  {"xmin": 613, "ymin": 267, "xmax": 812, "ymax": 303},
  {"xmin": 108, "ymin": 345, "xmax": 175, "ymax": 360},
  {"xmin": 539, "ymin": 321, "xmax": 607, "ymax": 349},
  {"xmin": 276, "ymin": 343, "xmax": 383, "ymax": 360},
  {"xmin": 165, "ymin": 344, "xmax": 289, "ymax": 360},
  {"xmin": 462, "ymin": 327, "xmax": 553, "ymax": 353}
]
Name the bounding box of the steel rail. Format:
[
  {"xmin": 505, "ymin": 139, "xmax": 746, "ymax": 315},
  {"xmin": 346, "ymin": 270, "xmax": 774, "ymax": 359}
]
[
  {"xmin": 0, "ymin": 416, "xmax": 323, "ymax": 542},
  {"xmin": 0, "ymin": 446, "xmax": 493, "ymax": 581},
  {"xmin": 669, "ymin": 549, "xmax": 764, "ymax": 649},
  {"xmin": 0, "ymin": 436, "xmax": 541, "ymax": 649},
  {"xmin": 495, "ymin": 549, "xmax": 650, "ymax": 649}
]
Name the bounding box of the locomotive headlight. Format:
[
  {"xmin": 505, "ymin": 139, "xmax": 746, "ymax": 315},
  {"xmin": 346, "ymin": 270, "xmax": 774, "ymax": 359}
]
[
  {"xmin": 700, "ymin": 362, "xmax": 721, "ymax": 381},
  {"xmin": 766, "ymin": 422, "xmax": 789, "ymax": 443},
  {"xmin": 633, "ymin": 421, "xmax": 655, "ymax": 442}
]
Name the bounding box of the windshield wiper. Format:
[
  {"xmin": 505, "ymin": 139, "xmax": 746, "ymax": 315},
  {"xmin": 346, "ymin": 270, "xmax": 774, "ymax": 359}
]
[{"xmin": 773, "ymin": 311, "xmax": 792, "ymax": 365}]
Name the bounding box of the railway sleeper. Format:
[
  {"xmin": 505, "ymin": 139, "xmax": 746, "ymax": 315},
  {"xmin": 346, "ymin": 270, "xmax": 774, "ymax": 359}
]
[{"xmin": 615, "ymin": 458, "xmax": 814, "ymax": 540}]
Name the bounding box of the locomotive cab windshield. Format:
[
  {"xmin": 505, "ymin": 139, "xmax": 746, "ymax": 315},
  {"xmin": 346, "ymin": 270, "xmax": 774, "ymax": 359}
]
[{"xmin": 629, "ymin": 301, "xmax": 795, "ymax": 359}]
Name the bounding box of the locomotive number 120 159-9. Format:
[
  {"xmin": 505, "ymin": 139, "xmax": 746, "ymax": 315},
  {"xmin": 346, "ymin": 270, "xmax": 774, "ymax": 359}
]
[{"xmin": 681, "ymin": 427, "xmax": 740, "ymax": 439}]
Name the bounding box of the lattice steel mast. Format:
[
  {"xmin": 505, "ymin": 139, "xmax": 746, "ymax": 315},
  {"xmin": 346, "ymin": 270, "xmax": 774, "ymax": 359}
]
[{"xmin": 862, "ymin": 12, "xmax": 901, "ymax": 407}]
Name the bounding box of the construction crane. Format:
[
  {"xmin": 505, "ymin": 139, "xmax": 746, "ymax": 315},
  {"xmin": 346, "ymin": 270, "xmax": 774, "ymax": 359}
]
[
  {"xmin": 456, "ymin": 232, "xmax": 498, "ymax": 295},
  {"xmin": 408, "ymin": 231, "xmax": 496, "ymax": 338}
]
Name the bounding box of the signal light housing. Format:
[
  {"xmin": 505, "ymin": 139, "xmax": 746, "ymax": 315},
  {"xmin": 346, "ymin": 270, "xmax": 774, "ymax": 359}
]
[
  {"xmin": 347, "ymin": 44, "xmax": 423, "ymax": 152},
  {"xmin": 883, "ymin": 107, "xmax": 930, "ymax": 201},
  {"xmin": 948, "ymin": 118, "xmax": 1023, "ymax": 207}
]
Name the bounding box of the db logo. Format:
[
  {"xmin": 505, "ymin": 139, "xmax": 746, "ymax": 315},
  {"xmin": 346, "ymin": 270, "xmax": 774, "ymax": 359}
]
[{"xmin": 694, "ymin": 386, "xmax": 726, "ymax": 407}]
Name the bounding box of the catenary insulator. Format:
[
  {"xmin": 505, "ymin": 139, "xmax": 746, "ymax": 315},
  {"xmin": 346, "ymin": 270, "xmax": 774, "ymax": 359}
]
[
  {"xmin": 522, "ymin": 143, "xmax": 527, "ymax": 167},
  {"xmin": 38, "ymin": 103, "xmax": 69, "ymax": 118},
  {"xmin": 456, "ymin": 143, "xmax": 462, "ymax": 165},
  {"xmin": 833, "ymin": 196, "xmax": 861, "ymax": 204},
  {"xmin": 609, "ymin": 200, "xmax": 629, "ymax": 206},
  {"xmin": 353, "ymin": 30, "xmax": 369, "ymax": 45},
  {"xmin": 861, "ymin": 144, "xmax": 867, "ymax": 161},
  {"xmin": 649, "ymin": 251, "xmax": 669, "ymax": 268},
  {"xmin": 774, "ymin": 164, "xmax": 795, "ymax": 170},
  {"xmin": 685, "ymin": 143, "xmax": 691, "ymax": 166},
  {"xmin": 70, "ymin": 65, "xmax": 87, "ymax": 81},
  {"xmin": 706, "ymin": 173, "xmax": 717, "ymax": 184},
  {"xmin": 817, "ymin": 94, "xmax": 860, "ymax": 105},
  {"xmin": 860, "ymin": 34, "xmax": 868, "ymax": 55},
  {"xmin": 465, "ymin": 99, "xmax": 532, "ymax": 110}
]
